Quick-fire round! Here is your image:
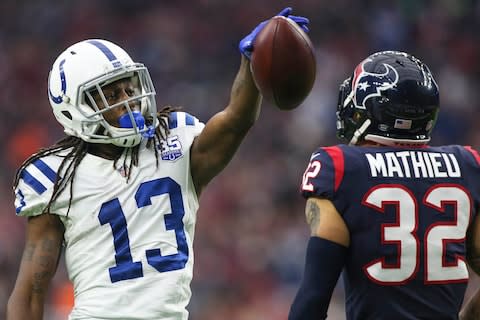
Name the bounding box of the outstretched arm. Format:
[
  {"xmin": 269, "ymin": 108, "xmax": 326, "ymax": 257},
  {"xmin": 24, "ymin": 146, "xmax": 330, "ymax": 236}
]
[
  {"xmin": 7, "ymin": 213, "xmax": 64, "ymax": 320},
  {"xmin": 190, "ymin": 55, "xmax": 261, "ymax": 194},
  {"xmin": 460, "ymin": 212, "xmax": 480, "ymax": 320},
  {"xmin": 190, "ymin": 7, "xmax": 310, "ymax": 194}
]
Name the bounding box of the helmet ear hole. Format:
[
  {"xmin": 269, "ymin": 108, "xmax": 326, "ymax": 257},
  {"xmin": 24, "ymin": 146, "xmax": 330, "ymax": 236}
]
[
  {"xmin": 61, "ymin": 111, "xmax": 73, "ymax": 120},
  {"xmin": 353, "ymin": 112, "xmax": 362, "ymax": 122}
]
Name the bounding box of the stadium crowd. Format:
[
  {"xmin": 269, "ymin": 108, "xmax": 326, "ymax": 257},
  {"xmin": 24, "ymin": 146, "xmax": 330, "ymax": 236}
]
[{"xmin": 1, "ymin": 1, "xmax": 480, "ymax": 319}]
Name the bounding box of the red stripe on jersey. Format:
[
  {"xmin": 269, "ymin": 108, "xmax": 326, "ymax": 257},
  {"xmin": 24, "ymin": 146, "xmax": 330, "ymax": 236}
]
[
  {"xmin": 464, "ymin": 146, "xmax": 480, "ymax": 165},
  {"xmin": 323, "ymin": 146, "xmax": 344, "ymax": 192}
]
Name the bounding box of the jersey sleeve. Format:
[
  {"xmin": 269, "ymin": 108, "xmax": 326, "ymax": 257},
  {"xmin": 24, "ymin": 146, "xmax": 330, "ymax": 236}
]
[
  {"xmin": 167, "ymin": 111, "xmax": 205, "ymax": 137},
  {"xmin": 14, "ymin": 158, "xmax": 60, "ymax": 217},
  {"xmin": 300, "ymin": 146, "xmax": 345, "ymax": 200},
  {"xmin": 463, "ymin": 146, "xmax": 480, "ymax": 166},
  {"xmin": 462, "ymin": 146, "xmax": 480, "ymax": 213}
]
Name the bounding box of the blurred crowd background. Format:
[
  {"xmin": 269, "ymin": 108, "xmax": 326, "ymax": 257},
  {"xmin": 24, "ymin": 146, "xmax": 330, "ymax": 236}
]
[{"xmin": 1, "ymin": 0, "xmax": 480, "ymax": 319}]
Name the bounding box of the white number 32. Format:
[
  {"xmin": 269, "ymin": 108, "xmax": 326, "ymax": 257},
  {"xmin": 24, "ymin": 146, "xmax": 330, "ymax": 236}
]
[{"xmin": 363, "ymin": 185, "xmax": 470, "ymax": 284}]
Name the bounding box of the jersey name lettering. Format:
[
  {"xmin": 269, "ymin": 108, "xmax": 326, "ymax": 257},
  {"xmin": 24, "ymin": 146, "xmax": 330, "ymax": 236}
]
[{"xmin": 365, "ymin": 151, "xmax": 461, "ymax": 178}]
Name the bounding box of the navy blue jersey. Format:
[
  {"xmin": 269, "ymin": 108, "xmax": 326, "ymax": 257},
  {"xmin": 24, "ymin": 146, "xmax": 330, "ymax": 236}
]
[{"xmin": 301, "ymin": 144, "xmax": 480, "ymax": 320}]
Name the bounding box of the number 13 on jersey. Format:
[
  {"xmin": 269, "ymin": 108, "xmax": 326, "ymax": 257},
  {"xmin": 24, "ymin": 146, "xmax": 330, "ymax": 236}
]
[{"xmin": 98, "ymin": 177, "xmax": 189, "ymax": 283}]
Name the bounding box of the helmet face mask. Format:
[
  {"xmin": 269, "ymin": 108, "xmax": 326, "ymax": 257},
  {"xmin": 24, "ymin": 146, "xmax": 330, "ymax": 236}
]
[
  {"xmin": 48, "ymin": 39, "xmax": 158, "ymax": 147},
  {"xmin": 336, "ymin": 51, "xmax": 440, "ymax": 146}
]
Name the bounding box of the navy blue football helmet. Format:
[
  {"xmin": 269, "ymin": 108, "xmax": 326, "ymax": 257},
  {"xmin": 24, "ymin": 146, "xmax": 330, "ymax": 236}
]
[{"xmin": 336, "ymin": 51, "xmax": 440, "ymax": 145}]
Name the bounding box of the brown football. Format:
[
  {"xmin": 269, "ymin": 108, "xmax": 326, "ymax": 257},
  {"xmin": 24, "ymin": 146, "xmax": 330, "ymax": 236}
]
[{"xmin": 251, "ymin": 16, "xmax": 316, "ymax": 110}]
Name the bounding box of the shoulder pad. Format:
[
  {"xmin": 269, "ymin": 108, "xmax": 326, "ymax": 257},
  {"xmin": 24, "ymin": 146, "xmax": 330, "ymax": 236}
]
[
  {"xmin": 168, "ymin": 112, "xmax": 204, "ymax": 131},
  {"xmin": 14, "ymin": 157, "xmax": 61, "ymax": 216},
  {"xmin": 301, "ymin": 146, "xmax": 345, "ymax": 199}
]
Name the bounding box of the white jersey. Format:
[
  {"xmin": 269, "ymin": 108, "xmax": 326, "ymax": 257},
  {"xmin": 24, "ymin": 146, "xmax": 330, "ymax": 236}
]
[{"xmin": 14, "ymin": 112, "xmax": 205, "ymax": 320}]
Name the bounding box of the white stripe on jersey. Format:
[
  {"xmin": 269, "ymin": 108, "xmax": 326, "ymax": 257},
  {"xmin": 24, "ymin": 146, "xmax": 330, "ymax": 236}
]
[{"xmin": 25, "ymin": 164, "xmax": 55, "ymax": 190}]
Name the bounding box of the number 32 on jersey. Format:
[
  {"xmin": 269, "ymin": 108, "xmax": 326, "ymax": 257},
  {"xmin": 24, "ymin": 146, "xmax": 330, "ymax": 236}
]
[
  {"xmin": 302, "ymin": 160, "xmax": 472, "ymax": 285},
  {"xmin": 363, "ymin": 184, "xmax": 470, "ymax": 284}
]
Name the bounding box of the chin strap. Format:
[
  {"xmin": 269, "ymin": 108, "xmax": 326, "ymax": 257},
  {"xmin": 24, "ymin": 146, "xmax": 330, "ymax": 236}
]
[
  {"xmin": 142, "ymin": 125, "xmax": 155, "ymax": 138},
  {"xmin": 349, "ymin": 119, "xmax": 371, "ymax": 145},
  {"xmin": 105, "ymin": 111, "xmax": 148, "ymax": 147}
]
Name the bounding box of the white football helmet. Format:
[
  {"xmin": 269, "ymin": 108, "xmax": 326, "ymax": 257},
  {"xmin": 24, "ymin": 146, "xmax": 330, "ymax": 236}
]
[{"xmin": 48, "ymin": 39, "xmax": 158, "ymax": 147}]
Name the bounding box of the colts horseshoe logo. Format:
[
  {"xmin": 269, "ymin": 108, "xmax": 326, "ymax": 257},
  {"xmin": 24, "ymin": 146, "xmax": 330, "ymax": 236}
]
[
  {"xmin": 48, "ymin": 40, "xmax": 122, "ymax": 105},
  {"xmin": 48, "ymin": 59, "xmax": 67, "ymax": 104}
]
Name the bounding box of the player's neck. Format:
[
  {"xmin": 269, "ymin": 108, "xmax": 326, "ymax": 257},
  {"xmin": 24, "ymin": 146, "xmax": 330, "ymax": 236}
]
[{"xmin": 86, "ymin": 143, "xmax": 125, "ymax": 160}]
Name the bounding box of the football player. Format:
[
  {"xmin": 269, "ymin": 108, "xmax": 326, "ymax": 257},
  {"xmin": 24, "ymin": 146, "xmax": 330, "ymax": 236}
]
[
  {"xmin": 289, "ymin": 51, "xmax": 480, "ymax": 320},
  {"xmin": 6, "ymin": 8, "xmax": 309, "ymax": 320}
]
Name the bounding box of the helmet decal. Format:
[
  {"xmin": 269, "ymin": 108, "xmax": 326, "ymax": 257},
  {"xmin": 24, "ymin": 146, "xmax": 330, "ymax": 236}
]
[
  {"xmin": 87, "ymin": 39, "xmax": 122, "ymax": 68},
  {"xmin": 48, "ymin": 59, "xmax": 67, "ymax": 104},
  {"xmin": 351, "ymin": 59, "xmax": 399, "ymax": 110}
]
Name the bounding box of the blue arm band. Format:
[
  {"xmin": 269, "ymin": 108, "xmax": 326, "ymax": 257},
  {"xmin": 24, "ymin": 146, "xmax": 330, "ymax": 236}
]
[{"xmin": 288, "ymin": 236, "xmax": 348, "ymax": 320}]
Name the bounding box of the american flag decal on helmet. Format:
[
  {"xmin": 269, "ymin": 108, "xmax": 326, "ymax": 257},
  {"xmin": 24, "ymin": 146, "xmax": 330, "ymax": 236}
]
[{"xmin": 394, "ymin": 118, "xmax": 412, "ymax": 129}]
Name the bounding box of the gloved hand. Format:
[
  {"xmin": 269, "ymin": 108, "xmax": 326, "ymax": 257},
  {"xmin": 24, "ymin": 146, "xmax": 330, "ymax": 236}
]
[{"xmin": 239, "ymin": 7, "xmax": 310, "ymax": 60}]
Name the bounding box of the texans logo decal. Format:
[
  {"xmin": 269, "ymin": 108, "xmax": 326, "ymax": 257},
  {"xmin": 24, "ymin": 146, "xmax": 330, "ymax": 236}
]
[{"xmin": 349, "ymin": 58, "xmax": 399, "ymax": 109}]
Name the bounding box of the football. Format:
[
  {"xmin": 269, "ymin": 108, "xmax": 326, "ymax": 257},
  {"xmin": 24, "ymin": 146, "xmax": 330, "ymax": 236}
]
[{"xmin": 251, "ymin": 16, "xmax": 316, "ymax": 110}]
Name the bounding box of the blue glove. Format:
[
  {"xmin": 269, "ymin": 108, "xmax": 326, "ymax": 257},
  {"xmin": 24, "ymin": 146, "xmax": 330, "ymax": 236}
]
[{"xmin": 239, "ymin": 7, "xmax": 310, "ymax": 60}]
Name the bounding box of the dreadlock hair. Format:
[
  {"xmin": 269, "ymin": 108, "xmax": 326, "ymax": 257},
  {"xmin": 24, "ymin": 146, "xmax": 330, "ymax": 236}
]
[{"xmin": 13, "ymin": 106, "xmax": 181, "ymax": 215}]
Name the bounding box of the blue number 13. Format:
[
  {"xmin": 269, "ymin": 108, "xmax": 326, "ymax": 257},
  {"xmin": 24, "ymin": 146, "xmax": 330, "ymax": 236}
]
[{"xmin": 98, "ymin": 177, "xmax": 188, "ymax": 283}]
